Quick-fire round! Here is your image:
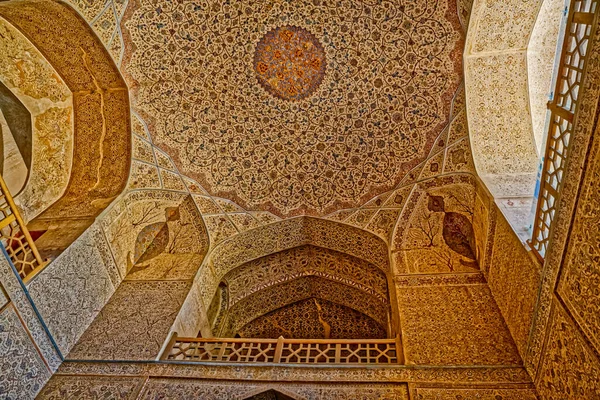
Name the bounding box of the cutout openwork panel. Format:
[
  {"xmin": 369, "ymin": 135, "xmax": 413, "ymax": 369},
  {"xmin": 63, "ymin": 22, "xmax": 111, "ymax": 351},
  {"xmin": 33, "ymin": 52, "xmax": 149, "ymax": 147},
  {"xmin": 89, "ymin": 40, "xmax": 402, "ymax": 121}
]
[
  {"xmin": 163, "ymin": 336, "xmax": 402, "ymax": 365},
  {"xmin": 531, "ymin": 0, "xmax": 598, "ymax": 258}
]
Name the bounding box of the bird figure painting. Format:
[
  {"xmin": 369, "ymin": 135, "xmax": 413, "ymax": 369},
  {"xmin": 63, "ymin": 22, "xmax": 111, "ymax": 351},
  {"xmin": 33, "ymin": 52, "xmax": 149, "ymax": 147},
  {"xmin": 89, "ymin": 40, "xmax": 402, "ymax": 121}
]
[{"xmin": 427, "ymin": 194, "xmax": 477, "ymax": 264}]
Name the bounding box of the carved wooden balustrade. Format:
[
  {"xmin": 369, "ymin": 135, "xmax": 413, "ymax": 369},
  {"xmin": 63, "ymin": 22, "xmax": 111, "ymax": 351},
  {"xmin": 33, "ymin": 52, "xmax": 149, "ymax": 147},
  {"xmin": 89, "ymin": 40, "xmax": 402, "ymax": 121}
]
[
  {"xmin": 0, "ymin": 174, "xmax": 46, "ymax": 282},
  {"xmin": 161, "ymin": 335, "xmax": 403, "ymax": 365},
  {"xmin": 531, "ymin": 0, "xmax": 598, "ymax": 258}
]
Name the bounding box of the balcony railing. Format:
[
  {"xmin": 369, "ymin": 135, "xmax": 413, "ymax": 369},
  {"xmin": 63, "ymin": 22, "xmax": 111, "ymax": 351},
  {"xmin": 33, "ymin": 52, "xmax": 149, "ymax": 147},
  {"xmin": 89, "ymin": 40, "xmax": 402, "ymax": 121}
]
[
  {"xmin": 0, "ymin": 174, "xmax": 46, "ymax": 282},
  {"xmin": 161, "ymin": 335, "xmax": 403, "ymax": 365},
  {"xmin": 531, "ymin": 0, "xmax": 598, "ymax": 259}
]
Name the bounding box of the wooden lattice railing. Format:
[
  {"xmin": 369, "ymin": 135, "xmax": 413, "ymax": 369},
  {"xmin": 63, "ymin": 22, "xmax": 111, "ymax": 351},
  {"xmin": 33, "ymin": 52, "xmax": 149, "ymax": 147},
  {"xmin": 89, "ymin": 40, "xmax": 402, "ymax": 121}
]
[
  {"xmin": 531, "ymin": 0, "xmax": 598, "ymax": 259},
  {"xmin": 161, "ymin": 335, "xmax": 403, "ymax": 365},
  {"xmin": 0, "ymin": 174, "xmax": 45, "ymax": 282}
]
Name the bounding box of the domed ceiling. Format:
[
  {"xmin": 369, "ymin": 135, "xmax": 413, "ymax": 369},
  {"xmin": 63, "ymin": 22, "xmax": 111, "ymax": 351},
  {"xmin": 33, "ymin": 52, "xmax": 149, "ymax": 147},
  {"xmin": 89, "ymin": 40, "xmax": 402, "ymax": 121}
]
[{"xmin": 121, "ymin": 0, "xmax": 463, "ymax": 217}]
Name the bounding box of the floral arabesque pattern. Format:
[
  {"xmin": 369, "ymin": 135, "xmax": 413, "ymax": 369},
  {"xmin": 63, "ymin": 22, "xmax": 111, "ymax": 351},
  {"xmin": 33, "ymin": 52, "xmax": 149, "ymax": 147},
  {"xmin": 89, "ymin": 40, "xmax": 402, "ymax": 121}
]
[
  {"xmin": 254, "ymin": 26, "xmax": 326, "ymax": 101},
  {"xmin": 123, "ymin": 0, "xmax": 462, "ymax": 216}
]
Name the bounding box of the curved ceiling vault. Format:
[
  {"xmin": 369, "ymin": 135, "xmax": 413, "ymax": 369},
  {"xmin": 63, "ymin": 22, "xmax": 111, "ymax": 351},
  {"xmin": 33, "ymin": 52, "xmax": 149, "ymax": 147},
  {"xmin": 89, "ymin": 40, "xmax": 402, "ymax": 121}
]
[
  {"xmin": 173, "ymin": 216, "xmax": 394, "ymax": 338},
  {"xmin": 211, "ymin": 244, "xmax": 391, "ymax": 339},
  {"xmin": 223, "ymin": 275, "xmax": 389, "ymax": 338},
  {"xmin": 120, "ymin": 0, "xmax": 465, "ymax": 216},
  {"xmin": 238, "ymin": 298, "xmax": 387, "ymax": 340}
]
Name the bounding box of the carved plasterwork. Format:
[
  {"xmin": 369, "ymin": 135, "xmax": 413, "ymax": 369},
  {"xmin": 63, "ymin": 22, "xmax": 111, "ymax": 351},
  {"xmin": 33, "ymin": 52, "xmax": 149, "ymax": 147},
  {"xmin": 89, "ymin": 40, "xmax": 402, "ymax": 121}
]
[
  {"xmin": 37, "ymin": 375, "xmax": 146, "ymax": 400},
  {"xmin": 465, "ymin": 0, "xmax": 545, "ymax": 198},
  {"xmin": 67, "ymin": 280, "xmax": 192, "ymax": 361},
  {"xmin": 0, "ymin": 0, "xmax": 131, "ymax": 222},
  {"xmin": 100, "ymin": 190, "xmax": 208, "ymax": 280},
  {"xmin": 464, "ymin": 51, "xmax": 538, "ymax": 197},
  {"xmin": 488, "ymin": 213, "xmax": 541, "ymax": 358},
  {"xmin": 0, "ymin": 256, "xmax": 61, "ymax": 371},
  {"xmin": 0, "ymin": 306, "xmax": 51, "ymax": 399},
  {"xmin": 55, "ymin": 360, "xmax": 533, "ymax": 384},
  {"xmin": 414, "ymin": 387, "xmax": 537, "ymax": 399},
  {"xmin": 536, "ymin": 304, "xmax": 600, "ymax": 399},
  {"xmin": 555, "ymin": 112, "xmax": 600, "ymax": 353},
  {"xmin": 208, "ymin": 216, "xmax": 389, "ymax": 285},
  {"xmin": 25, "ymin": 223, "xmax": 119, "ymax": 355}
]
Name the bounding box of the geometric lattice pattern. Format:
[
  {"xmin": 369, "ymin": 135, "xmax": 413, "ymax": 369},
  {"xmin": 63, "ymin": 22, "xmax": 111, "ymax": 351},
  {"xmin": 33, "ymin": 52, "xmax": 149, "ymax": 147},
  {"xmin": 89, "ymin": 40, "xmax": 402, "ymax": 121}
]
[
  {"xmin": 165, "ymin": 336, "xmax": 401, "ymax": 365},
  {"xmin": 532, "ymin": 0, "xmax": 598, "ymax": 258},
  {"xmin": 0, "ymin": 175, "xmax": 45, "ymax": 281}
]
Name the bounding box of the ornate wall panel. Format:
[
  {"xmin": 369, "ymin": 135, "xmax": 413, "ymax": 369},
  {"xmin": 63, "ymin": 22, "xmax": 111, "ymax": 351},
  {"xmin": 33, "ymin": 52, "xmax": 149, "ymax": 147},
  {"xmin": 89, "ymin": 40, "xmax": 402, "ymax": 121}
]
[
  {"xmin": 414, "ymin": 387, "xmax": 538, "ymax": 399},
  {"xmin": 224, "ymin": 245, "xmax": 388, "ymax": 306},
  {"xmin": 0, "ymin": 305, "xmax": 51, "ymax": 399},
  {"xmin": 488, "ymin": 213, "xmax": 542, "ymax": 359},
  {"xmin": 125, "ymin": 195, "xmax": 208, "ymax": 281},
  {"xmin": 224, "ymin": 276, "xmax": 388, "ymax": 337},
  {"xmin": 472, "ymin": 180, "xmax": 493, "ymax": 275},
  {"xmin": 203, "ymin": 216, "xmax": 389, "ymax": 310},
  {"xmin": 62, "ymin": 0, "xmax": 128, "ymax": 67},
  {"xmin": 0, "ymin": 256, "xmax": 60, "ymax": 374},
  {"xmin": 37, "ymin": 375, "xmax": 146, "ymax": 400},
  {"xmin": 396, "ymin": 283, "xmax": 521, "ymax": 365},
  {"xmin": 536, "ymin": 303, "xmax": 600, "ymax": 399},
  {"xmin": 467, "ymin": 0, "xmax": 542, "ymax": 53},
  {"xmin": 170, "ymin": 270, "xmax": 214, "ymax": 338},
  {"xmin": 138, "ymin": 379, "xmax": 409, "ymax": 400},
  {"xmin": 67, "ymin": 280, "xmax": 191, "ymax": 361},
  {"xmin": 465, "ymin": 0, "xmax": 545, "ymax": 199},
  {"xmin": 556, "ymin": 125, "xmax": 600, "ymax": 352},
  {"xmin": 26, "ymin": 223, "xmax": 118, "ymax": 355},
  {"xmin": 100, "ymin": 190, "xmax": 188, "ymax": 279},
  {"xmin": 53, "ymin": 360, "xmax": 533, "ymax": 385},
  {"xmin": 464, "ymin": 51, "xmax": 538, "ymax": 197}
]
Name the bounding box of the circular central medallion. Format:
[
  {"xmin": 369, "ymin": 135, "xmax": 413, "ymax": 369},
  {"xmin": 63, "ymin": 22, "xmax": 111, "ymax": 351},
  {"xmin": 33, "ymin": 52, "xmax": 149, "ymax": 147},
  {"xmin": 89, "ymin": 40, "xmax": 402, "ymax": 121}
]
[{"xmin": 254, "ymin": 26, "xmax": 326, "ymax": 101}]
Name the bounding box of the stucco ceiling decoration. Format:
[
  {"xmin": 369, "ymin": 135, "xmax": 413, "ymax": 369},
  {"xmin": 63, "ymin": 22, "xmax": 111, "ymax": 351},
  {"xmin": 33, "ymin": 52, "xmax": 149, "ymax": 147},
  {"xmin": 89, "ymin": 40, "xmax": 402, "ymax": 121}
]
[{"xmin": 122, "ymin": 0, "xmax": 463, "ymax": 217}]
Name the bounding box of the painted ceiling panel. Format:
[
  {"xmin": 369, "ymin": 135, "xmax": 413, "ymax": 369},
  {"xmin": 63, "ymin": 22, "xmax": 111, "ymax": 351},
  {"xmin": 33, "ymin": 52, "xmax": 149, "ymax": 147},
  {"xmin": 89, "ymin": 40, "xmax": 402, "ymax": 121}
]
[{"xmin": 120, "ymin": 0, "xmax": 464, "ymax": 216}]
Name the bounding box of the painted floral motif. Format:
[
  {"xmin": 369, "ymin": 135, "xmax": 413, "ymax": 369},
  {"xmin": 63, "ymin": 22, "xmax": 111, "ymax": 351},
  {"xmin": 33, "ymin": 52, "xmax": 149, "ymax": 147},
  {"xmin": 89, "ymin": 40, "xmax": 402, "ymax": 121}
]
[
  {"xmin": 254, "ymin": 26, "xmax": 326, "ymax": 101},
  {"xmin": 123, "ymin": 0, "xmax": 462, "ymax": 216}
]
